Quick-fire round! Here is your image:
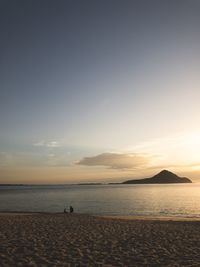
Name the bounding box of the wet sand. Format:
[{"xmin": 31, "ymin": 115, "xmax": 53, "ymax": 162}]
[{"xmin": 0, "ymin": 213, "xmax": 200, "ymax": 266}]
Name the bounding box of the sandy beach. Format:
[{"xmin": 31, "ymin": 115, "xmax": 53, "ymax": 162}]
[{"xmin": 0, "ymin": 213, "xmax": 200, "ymax": 267}]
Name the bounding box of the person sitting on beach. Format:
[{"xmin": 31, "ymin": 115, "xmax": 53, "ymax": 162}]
[{"xmin": 70, "ymin": 206, "xmax": 74, "ymax": 213}]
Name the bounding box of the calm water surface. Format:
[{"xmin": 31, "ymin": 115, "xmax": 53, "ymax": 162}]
[{"xmin": 1, "ymin": 184, "xmax": 200, "ymax": 218}]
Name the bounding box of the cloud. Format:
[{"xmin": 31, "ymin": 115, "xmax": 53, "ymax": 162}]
[
  {"xmin": 33, "ymin": 141, "xmax": 60, "ymax": 148},
  {"xmin": 76, "ymin": 153, "xmax": 151, "ymax": 169}
]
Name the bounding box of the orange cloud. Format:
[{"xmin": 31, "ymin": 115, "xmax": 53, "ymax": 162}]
[{"xmin": 76, "ymin": 153, "xmax": 151, "ymax": 169}]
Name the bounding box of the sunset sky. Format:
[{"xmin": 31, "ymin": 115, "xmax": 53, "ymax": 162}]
[{"xmin": 1, "ymin": 0, "xmax": 200, "ymax": 184}]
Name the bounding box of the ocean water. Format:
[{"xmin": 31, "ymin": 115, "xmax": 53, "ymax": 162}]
[{"xmin": 1, "ymin": 184, "xmax": 200, "ymax": 218}]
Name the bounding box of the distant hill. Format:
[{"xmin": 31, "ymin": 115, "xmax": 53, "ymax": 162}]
[{"xmin": 122, "ymin": 170, "xmax": 192, "ymax": 184}]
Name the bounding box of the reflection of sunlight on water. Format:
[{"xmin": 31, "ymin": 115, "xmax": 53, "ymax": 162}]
[{"xmin": 1, "ymin": 184, "xmax": 200, "ymax": 217}]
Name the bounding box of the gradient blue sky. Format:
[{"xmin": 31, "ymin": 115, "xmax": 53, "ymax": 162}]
[{"xmin": 1, "ymin": 0, "xmax": 200, "ymax": 183}]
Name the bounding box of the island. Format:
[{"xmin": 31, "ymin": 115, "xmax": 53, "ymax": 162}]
[{"xmin": 122, "ymin": 170, "xmax": 192, "ymax": 184}]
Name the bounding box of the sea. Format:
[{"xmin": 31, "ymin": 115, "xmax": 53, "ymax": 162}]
[{"xmin": 1, "ymin": 183, "xmax": 200, "ymax": 218}]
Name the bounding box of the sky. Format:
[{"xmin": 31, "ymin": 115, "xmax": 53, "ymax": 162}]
[{"xmin": 1, "ymin": 0, "xmax": 200, "ymax": 184}]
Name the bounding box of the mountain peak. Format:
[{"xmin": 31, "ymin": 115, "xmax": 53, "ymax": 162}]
[
  {"xmin": 153, "ymin": 169, "xmax": 178, "ymax": 178},
  {"xmin": 159, "ymin": 169, "xmax": 171, "ymax": 174}
]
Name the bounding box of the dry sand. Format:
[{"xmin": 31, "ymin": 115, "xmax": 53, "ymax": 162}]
[{"xmin": 0, "ymin": 213, "xmax": 200, "ymax": 267}]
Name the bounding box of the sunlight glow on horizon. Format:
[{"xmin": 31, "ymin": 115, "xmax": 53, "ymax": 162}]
[
  {"xmin": 1, "ymin": 130, "xmax": 200, "ymax": 184},
  {"xmin": 1, "ymin": 1, "xmax": 200, "ymax": 183}
]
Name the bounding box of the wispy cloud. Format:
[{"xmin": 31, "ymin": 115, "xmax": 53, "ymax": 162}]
[
  {"xmin": 76, "ymin": 152, "xmax": 151, "ymax": 169},
  {"xmin": 33, "ymin": 141, "xmax": 60, "ymax": 148}
]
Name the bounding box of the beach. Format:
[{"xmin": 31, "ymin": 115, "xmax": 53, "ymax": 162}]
[{"xmin": 0, "ymin": 213, "xmax": 200, "ymax": 267}]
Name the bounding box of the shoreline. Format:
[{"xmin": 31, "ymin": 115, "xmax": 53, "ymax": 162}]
[
  {"xmin": 1, "ymin": 211, "xmax": 200, "ymax": 221},
  {"xmin": 99, "ymin": 215, "xmax": 200, "ymax": 221}
]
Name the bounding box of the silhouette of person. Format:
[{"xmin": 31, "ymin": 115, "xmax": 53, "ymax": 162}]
[{"xmin": 70, "ymin": 206, "xmax": 74, "ymax": 213}]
